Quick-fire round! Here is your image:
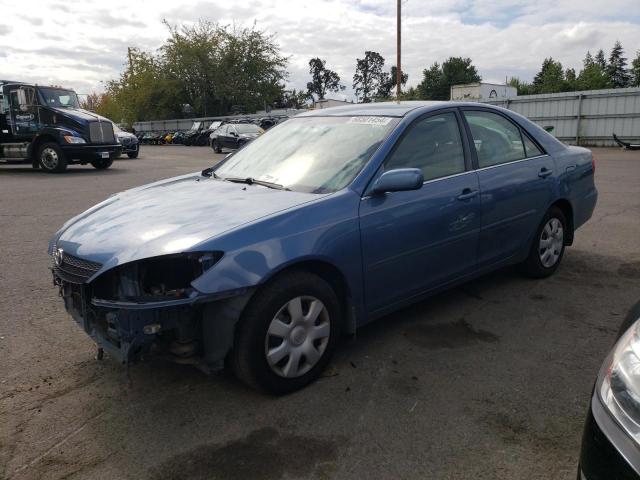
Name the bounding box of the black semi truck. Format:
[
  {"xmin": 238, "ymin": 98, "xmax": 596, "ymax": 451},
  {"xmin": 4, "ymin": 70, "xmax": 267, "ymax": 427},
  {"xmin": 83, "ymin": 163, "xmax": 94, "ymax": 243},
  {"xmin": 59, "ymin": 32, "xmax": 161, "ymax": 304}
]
[{"xmin": 0, "ymin": 81, "xmax": 121, "ymax": 172}]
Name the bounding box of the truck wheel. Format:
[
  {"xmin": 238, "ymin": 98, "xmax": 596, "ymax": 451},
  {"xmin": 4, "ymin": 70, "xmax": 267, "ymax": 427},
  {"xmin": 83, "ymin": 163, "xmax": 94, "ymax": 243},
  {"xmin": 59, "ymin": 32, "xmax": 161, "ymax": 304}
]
[
  {"xmin": 91, "ymin": 158, "xmax": 113, "ymax": 170},
  {"xmin": 38, "ymin": 142, "xmax": 67, "ymax": 173},
  {"xmin": 127, "ymin": 149, "xmax": 139, "ymax": 159},
  {"xmin": 231, "ymin": 271, "xmax": 341, "ymax": 395}
]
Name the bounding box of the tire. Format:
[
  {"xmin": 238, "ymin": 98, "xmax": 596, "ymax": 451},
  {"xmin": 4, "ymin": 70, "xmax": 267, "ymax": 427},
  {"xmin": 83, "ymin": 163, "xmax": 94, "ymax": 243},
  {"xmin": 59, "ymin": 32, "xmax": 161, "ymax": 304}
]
[
  {"xmin": 519, "ymin": 206, "xmax": 567, "ymax": 278},
  {"xmin": 127, "ymin": 149, "xmax": 139, "ymax": 159},
  {"xmin": 38, "ymin": 142, "xmax": 67, "ymax": 173},
  {"xmin": 91, "ymin": 158, "xmax": 113, "ymax": 170},
  {"xmin": 615, "ymin": 300, "xmax": 640, "ymax": 341},
  {"xmin": 212, "ymin": 139, "xmax": 222, "ymax": 154},
  {"xmin": 231, "ymin": 271, "xmax": 341, "ymax": 394}
]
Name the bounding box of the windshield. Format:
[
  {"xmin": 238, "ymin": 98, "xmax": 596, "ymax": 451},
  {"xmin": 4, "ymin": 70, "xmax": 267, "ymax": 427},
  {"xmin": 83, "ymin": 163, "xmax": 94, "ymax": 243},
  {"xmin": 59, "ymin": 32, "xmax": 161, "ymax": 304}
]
[
  {"xmin": 38, "ymin": 87, "xmax": 80, "ymax": 108},
  {"xmin": 234, "ymin": 123, "xmax": 261, "ymax": 134},
  {"xmin": 214, "ymin": 116, "xmax": 399, "ymax": 193}
]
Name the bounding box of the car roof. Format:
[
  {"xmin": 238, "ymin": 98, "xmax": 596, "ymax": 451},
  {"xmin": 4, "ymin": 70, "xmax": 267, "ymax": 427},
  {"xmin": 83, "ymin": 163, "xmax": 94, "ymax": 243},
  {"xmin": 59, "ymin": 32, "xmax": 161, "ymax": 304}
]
[{"xmin": 298, "ymin": 100, "xmax": 522, "ymax": 118}]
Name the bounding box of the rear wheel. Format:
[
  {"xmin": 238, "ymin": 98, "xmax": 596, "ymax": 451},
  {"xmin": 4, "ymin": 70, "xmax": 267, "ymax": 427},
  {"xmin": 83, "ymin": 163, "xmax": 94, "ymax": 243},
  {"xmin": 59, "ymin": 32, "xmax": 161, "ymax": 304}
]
[
  {"xmin": 38, "ymin": 142, "xmax": 67, "ymax": 173},
  {"xmin": 520, "ymin": 206, "xmax": 567, "ymax": 278},
  {"xmin": 231, "ymin": 271, "xmax": 341, "ymax": 394},
  {"xmin": 91, "ymin": 158, "xmax": 113, "ymax": 170}
]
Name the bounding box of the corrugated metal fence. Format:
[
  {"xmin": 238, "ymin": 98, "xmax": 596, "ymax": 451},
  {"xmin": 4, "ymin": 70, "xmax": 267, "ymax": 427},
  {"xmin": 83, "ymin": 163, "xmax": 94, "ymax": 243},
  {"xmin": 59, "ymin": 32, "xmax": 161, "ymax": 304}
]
[
  {"xmin": 132, "ymin": 109, "xmax": 305, "ymax": 133},
  {"xmin": 485, "ymin": 87, "xmax": 640, "ymax": 147}
]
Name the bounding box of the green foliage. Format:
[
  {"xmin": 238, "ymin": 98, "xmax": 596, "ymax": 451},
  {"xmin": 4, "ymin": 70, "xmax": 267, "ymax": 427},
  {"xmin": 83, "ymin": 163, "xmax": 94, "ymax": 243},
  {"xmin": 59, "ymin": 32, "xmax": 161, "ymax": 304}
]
[
  {"xmin": 306, "ymin": 58, "xmax": 344, "ymax": 100},
  {"xmin": 376, "ymin": 66, "xmax": 408, "ymax": 99},
  {"xmin": 532, "ymin": 58, "xmax": 566, "ymax": 93},
  {"xmin": 352, "ymin": 51, "xmax": 386, "ymax": 103},
  {"xmin": 595, "ymin": 49, "xmax": 607, "ymax": 70},
  {"xmin": 507, "ymin": 77, "xmax": 534, "ymax": 96},
  {"xmin": 607, "ymin": 40, "xmax": 631, "ymax": 88},
  {"xmin": 417, "ymin": 57, "xmax": 480, "ymax": 100},
  {"xmin": 631, "ymin": 51, "xmax": 640, "ymax": 87},
  {"xmin": 92, "ymin": 21, "xmax": 288, "ymax": 123},
  {"xmin": 576, "ymin": 62, "xmax": 612, "ymax": 90}
]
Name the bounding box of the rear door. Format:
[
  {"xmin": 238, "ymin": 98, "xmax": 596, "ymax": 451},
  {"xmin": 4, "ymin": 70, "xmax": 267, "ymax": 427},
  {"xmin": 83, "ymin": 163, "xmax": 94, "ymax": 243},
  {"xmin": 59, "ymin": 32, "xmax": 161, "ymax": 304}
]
[
  {"xmin": 461, "ymin": 108, "xmax": 554, "ymax": 268},
  {"xmin": 360, "ymin": 109, "xmax": 481, "ymax": 314}
]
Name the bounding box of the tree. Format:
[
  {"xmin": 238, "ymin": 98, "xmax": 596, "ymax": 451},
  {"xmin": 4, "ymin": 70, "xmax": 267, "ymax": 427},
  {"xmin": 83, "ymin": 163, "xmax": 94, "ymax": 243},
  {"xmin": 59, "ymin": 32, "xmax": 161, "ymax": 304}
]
[
  {"xmin": 564, "ymin": 68, "xmax": 577, "ymax": 91},
  {"xmin": 352, "ymin": 51, "xmax": 386, "ymax": 102},
  {"xmin": 162, "ymin": 21, "xmax": 288, "ymax": 116},
  {"xmin": 631, "ymin": 51, "xmax": 640, "ymax": 87},
  {"xmin": 377, "ymin": 66, "xmax": 408, "ymax": 99},
  {"xmin": 417, "ymin": 57, "xmax": 480, "ymax": 100},
  {"xmin": 306, "ymin": 58, "xmax": 344, "ymax": 100},
  {"xmin": 607, "ymin": 41, "xmax": 631, "ymax": 88},
  {"xmin": 595, "ymin": 49, "xmax": 607, "ymax": 70},
  {"xmin": 532, "ymin": 57, "xmax": 566, "ymax": 93},
  {"xmin": 583, "ymin": 51, "xmax": 594, "ymax": 68},
  {"xmin": 576, "ymin": 62, "xmax": 611, "ymax": 90},
  {"xmin": 507, "ymin": 77, "xmax": 533, "ymax": 96}
]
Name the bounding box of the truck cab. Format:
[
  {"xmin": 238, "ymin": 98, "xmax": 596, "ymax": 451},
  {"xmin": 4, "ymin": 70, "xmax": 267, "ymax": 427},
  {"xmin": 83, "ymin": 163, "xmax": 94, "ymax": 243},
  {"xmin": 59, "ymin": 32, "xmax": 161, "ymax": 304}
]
[{"xmin": 0, "ymin": 81, "xmax": 122, "ymax": 172}]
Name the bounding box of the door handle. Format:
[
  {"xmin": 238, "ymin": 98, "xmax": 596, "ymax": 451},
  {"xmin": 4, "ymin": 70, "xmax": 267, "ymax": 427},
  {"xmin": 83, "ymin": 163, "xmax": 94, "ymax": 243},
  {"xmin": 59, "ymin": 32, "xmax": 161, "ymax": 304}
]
[
  {"xmin": 538, "ymin": 167, "xmax": 553, "ymax": 178},
  {"xmin": 566, "ymin": 165, "xmax": 577, "ymax": 173},
  {"xmin": 456, "ymin": 188, "xmax": 479, "ymax": 201}
]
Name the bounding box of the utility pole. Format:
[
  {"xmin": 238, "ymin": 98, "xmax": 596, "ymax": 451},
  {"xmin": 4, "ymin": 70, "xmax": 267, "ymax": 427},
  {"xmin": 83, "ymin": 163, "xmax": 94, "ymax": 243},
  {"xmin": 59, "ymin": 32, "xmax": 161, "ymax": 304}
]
[{"xmin": 396, "ymin": 0, "xmax": 402, "ymax": 101}]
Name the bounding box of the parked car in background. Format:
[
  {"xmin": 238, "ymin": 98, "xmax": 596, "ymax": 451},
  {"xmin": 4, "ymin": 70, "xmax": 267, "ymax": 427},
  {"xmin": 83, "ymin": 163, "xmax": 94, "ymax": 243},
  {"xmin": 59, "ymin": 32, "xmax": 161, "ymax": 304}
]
[
  {"xmin": 579, "ymin": 300, "xmax": 640, "ymax": 480},
  {"xmin": 113, "ymin": 124, "xmax": 139, "ymax": 158},
  {"xmin": 49, "ymin": 101, "xmax": 597, "ymax": 394},
  {"xmin": 210, "ymin": 122, "xmax": 263, "ymax": 153}
]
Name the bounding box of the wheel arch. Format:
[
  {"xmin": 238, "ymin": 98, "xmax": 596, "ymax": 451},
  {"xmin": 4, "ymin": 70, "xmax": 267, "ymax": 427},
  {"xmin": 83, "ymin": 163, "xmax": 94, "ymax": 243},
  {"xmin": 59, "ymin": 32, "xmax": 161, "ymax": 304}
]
[
  {"xmin": 550, "ymin": 198, "xmax": 574, "ymax": 245},
  {"xmin": 259, "ymin": 258, "xmax": 357, "ymax": 335},
  {"xmin": 29, "ymin": 134, "xmax": 59, "ymax": 159}
]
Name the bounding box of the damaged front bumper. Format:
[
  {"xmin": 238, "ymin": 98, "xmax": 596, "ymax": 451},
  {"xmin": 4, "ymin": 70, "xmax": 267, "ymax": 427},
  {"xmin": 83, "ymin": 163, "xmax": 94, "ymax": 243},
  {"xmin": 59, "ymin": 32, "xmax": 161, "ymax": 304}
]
[{"xmin": 53, "ymin": 273, "xmax": 250, "ymax": 368}]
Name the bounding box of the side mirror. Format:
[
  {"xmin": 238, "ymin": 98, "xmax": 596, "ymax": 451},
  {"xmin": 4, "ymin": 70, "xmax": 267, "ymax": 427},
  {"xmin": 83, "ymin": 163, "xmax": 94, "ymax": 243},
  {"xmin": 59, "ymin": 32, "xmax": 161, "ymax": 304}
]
[
  {"xmin": 371, "ymin": 168, "xmax": 424, "ymax": 195},
  {"xmin": 230, "ymin": 131, "xmax": 238, "ymax": 137}
]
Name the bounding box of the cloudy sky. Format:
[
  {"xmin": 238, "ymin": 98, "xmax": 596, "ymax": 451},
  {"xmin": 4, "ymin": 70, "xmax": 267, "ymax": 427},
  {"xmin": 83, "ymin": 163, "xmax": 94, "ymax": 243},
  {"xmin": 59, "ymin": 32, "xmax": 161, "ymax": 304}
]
[{"xmin": 0, "ymin": 0, "xmax": 639, "ymax": 100}]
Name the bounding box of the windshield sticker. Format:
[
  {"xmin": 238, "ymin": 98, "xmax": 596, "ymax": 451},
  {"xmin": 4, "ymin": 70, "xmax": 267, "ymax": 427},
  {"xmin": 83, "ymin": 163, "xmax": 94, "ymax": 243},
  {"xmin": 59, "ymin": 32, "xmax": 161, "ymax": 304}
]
[{"xmin": 347, "ymin": 116, "xmax": 392, "ymax": 126}]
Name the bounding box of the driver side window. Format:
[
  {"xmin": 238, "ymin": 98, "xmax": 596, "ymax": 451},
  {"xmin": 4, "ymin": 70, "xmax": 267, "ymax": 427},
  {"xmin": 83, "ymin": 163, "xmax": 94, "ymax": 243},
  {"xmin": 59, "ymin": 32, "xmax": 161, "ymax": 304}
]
[{"xmin": 384, "ymin": 112, "xmax": 466, "ymax": 182}]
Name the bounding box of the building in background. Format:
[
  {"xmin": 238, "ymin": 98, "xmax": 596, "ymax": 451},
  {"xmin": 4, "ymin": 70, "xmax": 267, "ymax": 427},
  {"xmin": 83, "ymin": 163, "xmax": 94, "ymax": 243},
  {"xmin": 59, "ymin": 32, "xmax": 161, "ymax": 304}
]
[
  {"xmin": 451, "ymin": 82, "xmax": 517, "ymax": 102},
  {"xmin": 313, "ymin": 98, "xmax": 352, "ymax": 109}
]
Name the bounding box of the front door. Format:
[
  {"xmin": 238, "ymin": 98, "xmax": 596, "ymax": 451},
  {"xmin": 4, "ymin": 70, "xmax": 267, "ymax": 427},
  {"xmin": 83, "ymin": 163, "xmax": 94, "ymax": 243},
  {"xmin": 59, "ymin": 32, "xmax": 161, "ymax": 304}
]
[
  {"xmin": 8, "ymin": 86, "xmax": 39, "ymax": 140},
  {"xmin": 359, "ymin": 110, "xmax": 481, "ymax": 314},
  {"xmin": 461, "ymin": 109, "xmax": 555, "ymax": 268}
]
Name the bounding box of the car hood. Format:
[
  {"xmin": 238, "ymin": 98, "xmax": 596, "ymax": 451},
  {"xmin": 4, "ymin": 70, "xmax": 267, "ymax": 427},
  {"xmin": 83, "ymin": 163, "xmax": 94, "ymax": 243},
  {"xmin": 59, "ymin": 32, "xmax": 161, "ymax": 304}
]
[
  {"xmin": 50, "ymin": 107, "xmax": 112, "ymax": 123},
  {"xmin": 53, "ymin": 174, "xmax": 325, "ymax": 270}
]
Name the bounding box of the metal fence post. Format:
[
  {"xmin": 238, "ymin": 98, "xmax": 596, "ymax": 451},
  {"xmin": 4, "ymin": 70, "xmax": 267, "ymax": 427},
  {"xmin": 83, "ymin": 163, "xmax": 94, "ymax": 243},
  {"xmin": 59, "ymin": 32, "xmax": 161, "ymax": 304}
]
[{"xmin": 575, "ymin": 94, "xmax": 583, "ymax": 146}]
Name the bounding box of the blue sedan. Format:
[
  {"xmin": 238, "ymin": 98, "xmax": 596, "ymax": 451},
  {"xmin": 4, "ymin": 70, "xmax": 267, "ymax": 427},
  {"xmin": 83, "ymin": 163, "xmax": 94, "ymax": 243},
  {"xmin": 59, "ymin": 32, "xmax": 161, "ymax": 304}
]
[{"xmin": 49, "ymin": 101, "xmax": 598, "ymax": 393}]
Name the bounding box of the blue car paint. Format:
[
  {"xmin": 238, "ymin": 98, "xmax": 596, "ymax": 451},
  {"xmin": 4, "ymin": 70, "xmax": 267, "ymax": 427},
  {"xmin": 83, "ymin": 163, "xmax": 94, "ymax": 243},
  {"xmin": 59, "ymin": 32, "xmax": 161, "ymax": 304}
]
[{"xmin": 50, "ymin": 101, "xmax": 598, "ymax": 365}]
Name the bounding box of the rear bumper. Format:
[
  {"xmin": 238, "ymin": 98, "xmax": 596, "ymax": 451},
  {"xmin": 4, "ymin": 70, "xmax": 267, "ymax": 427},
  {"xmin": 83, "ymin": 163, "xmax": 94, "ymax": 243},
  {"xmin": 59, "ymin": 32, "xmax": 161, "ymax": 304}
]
[
  {"xmin": 579, "ymin": 392, "xmax": 640, "ymax": 480},
  {"xmin": 62, "ymin": 144, "xmax": 122, "ymax": 162}
]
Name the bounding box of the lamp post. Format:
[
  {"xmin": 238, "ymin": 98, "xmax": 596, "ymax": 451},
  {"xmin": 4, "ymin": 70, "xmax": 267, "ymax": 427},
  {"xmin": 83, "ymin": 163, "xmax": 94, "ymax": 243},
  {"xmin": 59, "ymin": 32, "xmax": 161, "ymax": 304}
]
[{"xmin": 396, "ymin": 0, "xmax": 402, "ymax": 101}]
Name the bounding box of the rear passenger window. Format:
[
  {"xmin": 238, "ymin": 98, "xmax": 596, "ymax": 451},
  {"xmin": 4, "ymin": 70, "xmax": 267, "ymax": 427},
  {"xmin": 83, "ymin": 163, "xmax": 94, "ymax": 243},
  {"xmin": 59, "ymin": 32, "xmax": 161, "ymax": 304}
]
[
  {"xmin": 385, "ymin": 112, "xmax": 465, "ymax": 182},
  {"xmin": 522, "ymin": 134, "xmax": 543, "ymax": 157},
  {"xmin": 464, "ymin": 111, "xmax": 526, "ymax": 168}
]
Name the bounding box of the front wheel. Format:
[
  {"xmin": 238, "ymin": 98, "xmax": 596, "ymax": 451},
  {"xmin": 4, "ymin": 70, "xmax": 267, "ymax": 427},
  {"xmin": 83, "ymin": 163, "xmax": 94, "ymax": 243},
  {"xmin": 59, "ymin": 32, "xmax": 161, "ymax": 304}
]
[
  {"xmin": 127, "ymin": 149, "xmax": 139, "ymax": 159},
  {"xmin": 212, "ymin": 139, "xmax": 222, "ymax": 153},
  {"xmin": 91, "ymin": 158, "xmax": 113, "ymax": 170},
  {"xmin": 519, "ymin": 206, "xmax": 567, "ymax": 278},
  {"xmin": 38, "ymin": 142, "xmax": 67, "ymax": 173},
  {"xmin": 230, "ymin": 271, "xmax": 341, "ymax": 394}
]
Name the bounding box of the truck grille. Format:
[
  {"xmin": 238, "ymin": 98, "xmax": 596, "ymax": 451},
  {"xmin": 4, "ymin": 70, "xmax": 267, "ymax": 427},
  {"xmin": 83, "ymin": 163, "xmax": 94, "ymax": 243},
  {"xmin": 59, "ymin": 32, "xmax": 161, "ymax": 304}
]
[
  {"xmin": 89, "ymin": 122, "xmax": 115, "ymax": 144},
  {"xmin": 53, "ymin": 252, "xmax": 103, "ymax": 284}
]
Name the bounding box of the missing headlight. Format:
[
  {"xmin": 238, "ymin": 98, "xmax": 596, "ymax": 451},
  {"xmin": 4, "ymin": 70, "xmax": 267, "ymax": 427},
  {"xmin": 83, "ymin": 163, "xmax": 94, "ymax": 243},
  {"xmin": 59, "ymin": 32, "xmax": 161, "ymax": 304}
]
[{"xmin": 91, "ymin": 252, "xmax": 223, "ymax": 302}]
